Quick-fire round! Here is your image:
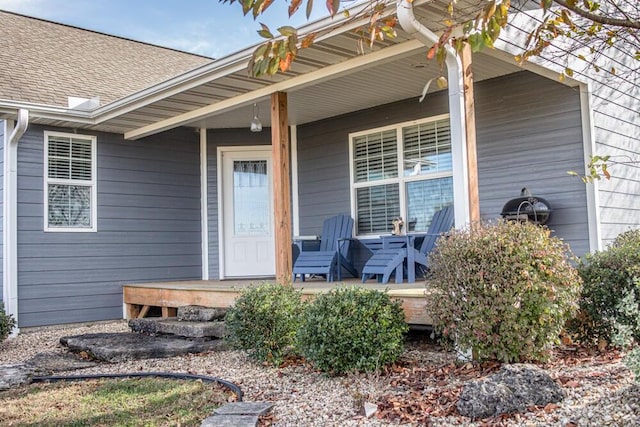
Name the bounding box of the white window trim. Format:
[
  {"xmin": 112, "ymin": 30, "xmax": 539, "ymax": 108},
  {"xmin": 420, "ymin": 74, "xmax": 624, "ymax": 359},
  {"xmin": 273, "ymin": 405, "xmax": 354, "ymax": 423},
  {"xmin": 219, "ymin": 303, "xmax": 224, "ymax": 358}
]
[
  {"xmin": 349, "ymin": 114, "xmax": 452, "ymax": 238},
  {"xmin": 43, "ymin": 131, "xmax": 97, "ymax": 232}
]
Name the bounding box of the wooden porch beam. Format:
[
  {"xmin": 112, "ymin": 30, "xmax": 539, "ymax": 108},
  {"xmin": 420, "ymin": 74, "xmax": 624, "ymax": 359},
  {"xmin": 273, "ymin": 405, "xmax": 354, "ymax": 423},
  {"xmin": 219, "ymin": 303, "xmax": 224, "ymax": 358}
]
[
  {"xmin": 461, "ymin": 44, "xmax": 480, "ymax": 225},
  {"xmin": 271, "ymin": 91, "xmax": 292, "ymax": 283}
]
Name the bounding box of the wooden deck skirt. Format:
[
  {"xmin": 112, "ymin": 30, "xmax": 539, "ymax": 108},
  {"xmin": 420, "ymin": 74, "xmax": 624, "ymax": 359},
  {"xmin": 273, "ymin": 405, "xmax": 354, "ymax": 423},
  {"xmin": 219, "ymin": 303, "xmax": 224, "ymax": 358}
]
[{"xmin": 123, "ymin": 279, "xmax": 432, "ymax": 325}]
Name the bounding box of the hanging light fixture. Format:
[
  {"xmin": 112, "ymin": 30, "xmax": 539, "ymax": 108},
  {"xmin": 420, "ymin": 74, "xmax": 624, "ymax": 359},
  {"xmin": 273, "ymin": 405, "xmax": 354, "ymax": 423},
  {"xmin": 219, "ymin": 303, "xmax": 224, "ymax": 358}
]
[{"xmin": 250, "ymin": 103, "xmax": 262, "ymax": 132}]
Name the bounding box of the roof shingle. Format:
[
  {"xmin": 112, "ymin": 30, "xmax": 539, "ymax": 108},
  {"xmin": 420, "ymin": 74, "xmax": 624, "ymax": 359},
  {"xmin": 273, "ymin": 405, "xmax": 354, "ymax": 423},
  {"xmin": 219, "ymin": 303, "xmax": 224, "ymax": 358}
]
[{"xmin": 0, "ymin": 10, "xmax": 213, "ymax": 108}]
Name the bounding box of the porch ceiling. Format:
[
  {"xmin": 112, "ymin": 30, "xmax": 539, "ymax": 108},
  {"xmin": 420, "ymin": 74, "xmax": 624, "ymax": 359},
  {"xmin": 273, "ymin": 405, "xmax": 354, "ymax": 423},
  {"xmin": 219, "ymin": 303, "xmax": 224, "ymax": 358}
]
[
  {"xmin": 18, "ymin": 0, "xmax": 522, "ymax": 135},
  {"xmin": 190, "ymin": 51, "xmax": 521, "ymax": 130}
]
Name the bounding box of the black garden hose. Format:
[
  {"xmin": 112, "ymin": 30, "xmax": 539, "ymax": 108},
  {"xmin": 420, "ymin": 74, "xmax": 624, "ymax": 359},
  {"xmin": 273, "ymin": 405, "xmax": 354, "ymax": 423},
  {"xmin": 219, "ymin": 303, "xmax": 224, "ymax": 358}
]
[{"xmin": 32, "ymin": 371, "xmax": 243, "ymax": 401}]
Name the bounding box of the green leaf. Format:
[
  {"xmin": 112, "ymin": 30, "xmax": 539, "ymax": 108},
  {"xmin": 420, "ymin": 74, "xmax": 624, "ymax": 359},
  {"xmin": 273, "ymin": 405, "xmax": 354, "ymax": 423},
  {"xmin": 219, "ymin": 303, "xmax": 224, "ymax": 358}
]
[
  {"xmin": 258, "ymin": 23, "xmax": 274, "ymax": 39},
  {"xmin": 288, "ymin": 34, "xmax": 298, "ymax": 56},
  {"xmin": 253, "ymin": 42, "xmax": 269, "ymax": 60},
  {"xmin": 240, "ymin": 0, "xmax": 253, "ymax": 15},
  {"xmin": 306, "ymin": 0, "xmax": 314, "ymax": 19},
  {"xmin": 277, "ymin": 40, "xmax": 287, "ymax": 59},
  {"xmin": 268, "ymin": 57, "xmax": 280, "ymax": 75},
  {"xmin": 278, "ymin": 25, "xmax": 297, "ymax": 37},
  {"xmin": 252, "ymin": 0, "xmax": 264, "ymax": 18}
]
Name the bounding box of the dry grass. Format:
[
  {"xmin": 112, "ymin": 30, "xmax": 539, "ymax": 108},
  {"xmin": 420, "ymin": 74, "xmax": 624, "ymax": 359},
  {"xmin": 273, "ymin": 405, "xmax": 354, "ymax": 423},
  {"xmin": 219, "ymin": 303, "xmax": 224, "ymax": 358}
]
[{"xmin": 0, "ymin": 376, "xmax": 232, "ymax": 426}]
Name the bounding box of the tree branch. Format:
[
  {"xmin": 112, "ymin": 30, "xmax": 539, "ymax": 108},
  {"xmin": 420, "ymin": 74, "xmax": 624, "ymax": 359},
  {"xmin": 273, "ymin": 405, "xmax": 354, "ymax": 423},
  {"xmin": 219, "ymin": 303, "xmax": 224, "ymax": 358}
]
[{"xmin": 553, "ymin": 0, "xmax": 640, "ymax": 29}]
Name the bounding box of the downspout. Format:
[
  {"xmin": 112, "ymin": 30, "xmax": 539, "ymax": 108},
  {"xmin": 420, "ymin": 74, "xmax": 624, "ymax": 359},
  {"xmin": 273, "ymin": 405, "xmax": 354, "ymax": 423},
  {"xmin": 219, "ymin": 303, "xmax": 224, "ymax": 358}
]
[
  {"xmin": 397, "ymin": 0, "xmax": 470, "ymax": 227},
  {"xmin": 3, "ymin": 108, "xmax": 29, "ymax": 335}
]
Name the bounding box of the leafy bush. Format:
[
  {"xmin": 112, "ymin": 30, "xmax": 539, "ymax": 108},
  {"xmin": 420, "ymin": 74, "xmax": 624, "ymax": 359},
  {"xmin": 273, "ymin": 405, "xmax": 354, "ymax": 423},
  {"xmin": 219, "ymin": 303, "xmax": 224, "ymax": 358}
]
[
  {"xmin": 625, "ymin": 347, "xmax": 640, "ymax": 383},
  {"xmin": 426, "ymin": 221, "xmax": 581, "ymax": 362},
  {"xmin": 1, "ymin": 302, "xmax": 16, "ymax": 342},
  {"xmin": 297, "ymin": 286, "xmax": 408, "ymax": 374},
  {"xmin": 569, "ymin": 228, "xmax": 640, "ymax": 346},
  {"xmin": 224, "ymin": 283, "xmax": 305, "ymax": 365}
]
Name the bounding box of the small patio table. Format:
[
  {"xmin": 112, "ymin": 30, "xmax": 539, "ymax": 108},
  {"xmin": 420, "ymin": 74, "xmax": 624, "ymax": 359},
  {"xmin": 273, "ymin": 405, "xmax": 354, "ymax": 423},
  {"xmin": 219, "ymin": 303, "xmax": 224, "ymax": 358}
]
[
  {"xmin": 363, "ymin": 233, "xmax": 424, "ymax": 283},
  {"xmin": 379, "ymin": 234, "xmax": 418, "ymax": 283}
]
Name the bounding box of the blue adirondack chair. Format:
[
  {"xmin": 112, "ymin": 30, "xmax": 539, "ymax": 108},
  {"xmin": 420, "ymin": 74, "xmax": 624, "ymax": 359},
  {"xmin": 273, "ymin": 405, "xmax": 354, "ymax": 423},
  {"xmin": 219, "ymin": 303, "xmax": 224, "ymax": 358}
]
[
  {"xmin": 293, "ymin": 214, "xmax": 358, "ymax": 282},
  {"xmin": 361, "ymin": 205, "xmax": 454, "ymax": 284}
]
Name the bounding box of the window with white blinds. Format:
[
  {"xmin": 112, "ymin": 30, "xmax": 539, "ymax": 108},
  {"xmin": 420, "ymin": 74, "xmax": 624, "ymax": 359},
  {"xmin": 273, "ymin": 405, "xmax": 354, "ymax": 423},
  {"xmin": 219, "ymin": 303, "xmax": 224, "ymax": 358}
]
[
  {"xmin": 44, "ymin": 132, "xmax": 97, "ymax": 232},
  {"xmin": 350, "ymin": 115, "xmax": 453, "ymax": 236}
]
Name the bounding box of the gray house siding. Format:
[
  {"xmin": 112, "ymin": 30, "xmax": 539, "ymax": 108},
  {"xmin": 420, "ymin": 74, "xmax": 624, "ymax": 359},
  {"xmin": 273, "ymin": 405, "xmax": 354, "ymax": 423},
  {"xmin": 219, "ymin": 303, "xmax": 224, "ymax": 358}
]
[
  {"xmin": 206, "ymin": 129, "xmax": 272, "ymax": 279},
  {"xmin": 499, "ymin": 14, "xmax": 639, "ymax": 249},
  {"xmin": 591, "ymin": 81, "xmax": 640, "ymax": 245},
  {"xmin": 296, "ymin": 71, "xmax": 590, "ymax": 267},
  {"xmin": 474, "ymin": 72, "xmax": 589, "ymax": 256},
  {"xmin": 17, "ymin": 125, "xmax": 202, "ymax": 327},
  {"xmin": 0, "ymin": 120, "xmax": 4, "ymax": 304}
]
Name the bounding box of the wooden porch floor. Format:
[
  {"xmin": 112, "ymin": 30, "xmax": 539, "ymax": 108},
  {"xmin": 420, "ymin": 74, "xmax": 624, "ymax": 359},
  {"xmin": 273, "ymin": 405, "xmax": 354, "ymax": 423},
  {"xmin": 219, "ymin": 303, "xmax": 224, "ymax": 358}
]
[{"xmin": 123, "ymin": 278, "xmax": 432, "ymax": 325}]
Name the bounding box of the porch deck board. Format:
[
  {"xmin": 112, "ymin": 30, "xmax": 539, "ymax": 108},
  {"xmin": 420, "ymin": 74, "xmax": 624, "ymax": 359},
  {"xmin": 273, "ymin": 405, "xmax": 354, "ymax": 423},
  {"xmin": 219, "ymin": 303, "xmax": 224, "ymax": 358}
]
[{"xmin": 123, "ymin": 279, "xmax": 432, "ymax": 325}]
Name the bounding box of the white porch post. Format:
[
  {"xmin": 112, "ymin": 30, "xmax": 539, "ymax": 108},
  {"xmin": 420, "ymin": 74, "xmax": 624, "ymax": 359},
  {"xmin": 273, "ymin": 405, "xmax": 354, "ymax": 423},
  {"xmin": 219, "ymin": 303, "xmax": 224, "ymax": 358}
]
[
  {"xmin": 580, "ymin": 83, "xmax": 602, "ymax": 252},
  {"xmin": 200, "ymin": 127, "xmax": 210, "ymax": 279}
]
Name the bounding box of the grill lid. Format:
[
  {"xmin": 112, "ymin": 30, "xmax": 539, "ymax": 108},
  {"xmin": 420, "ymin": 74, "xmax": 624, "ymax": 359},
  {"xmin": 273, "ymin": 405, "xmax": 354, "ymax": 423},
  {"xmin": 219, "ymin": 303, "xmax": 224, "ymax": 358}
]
[{"xmin": 501, "ymin": 188, "xmax": 552, "ymax": 225}]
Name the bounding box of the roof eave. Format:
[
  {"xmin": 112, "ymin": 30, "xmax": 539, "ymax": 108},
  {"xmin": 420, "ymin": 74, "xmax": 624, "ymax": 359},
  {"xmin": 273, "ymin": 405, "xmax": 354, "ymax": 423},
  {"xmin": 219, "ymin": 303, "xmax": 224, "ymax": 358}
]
[
  {"xmin": 91, "ymin": 0, "xmax": 400, "ymax": 125},
  {"xmin": 0, "ymin": 99, "xmax": 95, "ymax": 123}
]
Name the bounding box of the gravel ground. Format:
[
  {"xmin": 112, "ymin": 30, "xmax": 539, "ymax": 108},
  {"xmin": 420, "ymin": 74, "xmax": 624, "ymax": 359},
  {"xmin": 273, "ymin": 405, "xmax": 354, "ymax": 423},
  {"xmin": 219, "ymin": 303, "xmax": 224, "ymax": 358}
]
[{"xmin": 1, "ymin": 320, "xmax": 639, "ymax": 426}]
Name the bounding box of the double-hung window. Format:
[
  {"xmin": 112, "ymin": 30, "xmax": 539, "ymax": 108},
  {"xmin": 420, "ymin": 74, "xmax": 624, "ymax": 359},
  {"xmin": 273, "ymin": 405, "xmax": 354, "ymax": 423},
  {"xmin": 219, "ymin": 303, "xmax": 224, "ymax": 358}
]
[
  {"xmin": 44, "ymin": 131, "xmax": 97, "ymax": 232},
  {"xmin": 350, "ymin": 115, "xmax": 453, "ymax": 236}
]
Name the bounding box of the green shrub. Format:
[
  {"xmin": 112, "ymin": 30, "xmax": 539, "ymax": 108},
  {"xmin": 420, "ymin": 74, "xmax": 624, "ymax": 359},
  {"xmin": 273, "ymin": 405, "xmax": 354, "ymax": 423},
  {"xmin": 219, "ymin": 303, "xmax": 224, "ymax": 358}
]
[
  {"xmin": 1, "ymin": 302, "xmax": 16, "ymax": 342},
  {"xmin": 569, "ymin": 228, "xmax": 640, "ymax": 346},
  {"xmin": 224, "ymin": 283, "xmax": 305, "ymax": 365},
  {"xmin": 296, "ymin": 286, "xmax": 408, "ymax": 374},
  {"xmin": 426, "ymin": 221, "xmax": 581, "ymax": 362},
  {"xmin": 625, "ymin": 347, "xmax": 640, "ymax": 382}
]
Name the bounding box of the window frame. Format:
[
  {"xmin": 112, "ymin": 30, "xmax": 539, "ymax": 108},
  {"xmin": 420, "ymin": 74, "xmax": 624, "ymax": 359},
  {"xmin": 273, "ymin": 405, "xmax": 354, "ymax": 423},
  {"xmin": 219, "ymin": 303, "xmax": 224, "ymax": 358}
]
[
  {"xmin": 348, "ymin": 114, "xmax": 452, "ymax": 237},
  {"xmin": 43, "ymin": 131, "xmax": 98, "ymax": 232}
]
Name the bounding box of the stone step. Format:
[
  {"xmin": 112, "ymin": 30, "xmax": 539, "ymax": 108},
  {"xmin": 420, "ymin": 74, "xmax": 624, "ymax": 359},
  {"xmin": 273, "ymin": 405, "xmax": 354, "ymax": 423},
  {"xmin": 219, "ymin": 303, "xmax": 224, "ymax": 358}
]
[
  {"xmin": 178, "ymin": 305, "xmax": 227, "ymax": 322},
  {"xmin": 129, "ymin": 318, "xmax": 226, "ymax": 339},
  {"xmin": 60, "ymin": 332, "xmax": 226, "ymax": 362},
  {"xmin": 201, "ymin": 402, "xmax": 274, "ymax": 427}
]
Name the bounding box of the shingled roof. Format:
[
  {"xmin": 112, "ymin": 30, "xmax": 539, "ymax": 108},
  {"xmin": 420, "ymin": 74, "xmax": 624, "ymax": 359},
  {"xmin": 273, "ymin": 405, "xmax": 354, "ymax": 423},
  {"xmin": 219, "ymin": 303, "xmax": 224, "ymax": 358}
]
[{"xmin": 0, "ymin": 10, "xmax": 213, "ymax": 108}]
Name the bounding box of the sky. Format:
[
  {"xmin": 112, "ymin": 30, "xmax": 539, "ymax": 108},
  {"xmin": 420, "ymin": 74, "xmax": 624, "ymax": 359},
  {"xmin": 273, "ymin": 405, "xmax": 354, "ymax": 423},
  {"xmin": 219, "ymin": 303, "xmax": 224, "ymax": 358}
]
[{"xmin": 0, "ymin": 0, "xmax": 329, "ymax": 58}]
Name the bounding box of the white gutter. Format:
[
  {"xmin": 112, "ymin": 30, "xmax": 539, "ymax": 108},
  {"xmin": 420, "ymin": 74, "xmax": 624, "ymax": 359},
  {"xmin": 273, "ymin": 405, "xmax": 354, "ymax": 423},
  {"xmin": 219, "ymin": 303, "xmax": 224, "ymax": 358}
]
[
  {"xmin": 3, "ymin": 108, "xmax": 29, "ymax": 335},
  {"xmin": 396, "ymin": 0, "xmax": 470, "ymax": 227}
]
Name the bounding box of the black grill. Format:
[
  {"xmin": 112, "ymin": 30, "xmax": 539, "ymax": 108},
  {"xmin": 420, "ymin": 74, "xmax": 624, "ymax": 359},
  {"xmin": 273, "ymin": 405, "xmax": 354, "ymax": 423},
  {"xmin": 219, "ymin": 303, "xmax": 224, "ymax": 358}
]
[{"xmin": 501, "ymin": 188, "xmax": 552, "ymax": 225}]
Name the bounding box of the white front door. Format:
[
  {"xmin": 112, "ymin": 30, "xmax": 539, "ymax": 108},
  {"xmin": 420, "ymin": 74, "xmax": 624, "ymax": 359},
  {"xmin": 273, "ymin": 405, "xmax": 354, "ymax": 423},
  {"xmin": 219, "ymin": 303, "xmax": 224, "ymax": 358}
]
[{"xmin": 221, "ymin": 148, "xmax": 275, "ymax": 277}]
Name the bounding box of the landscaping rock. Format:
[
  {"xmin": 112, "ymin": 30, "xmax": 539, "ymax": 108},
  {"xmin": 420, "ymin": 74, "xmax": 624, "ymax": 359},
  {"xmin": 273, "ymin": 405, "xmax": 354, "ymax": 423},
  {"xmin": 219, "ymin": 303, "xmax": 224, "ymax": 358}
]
[
  {"xmin": 457, "ymin": 363, "xmax": 564, "ymax": 419},
  {"xmin": 178, "ymin": 305, "xmax": 227, "ymax": 322},
  {"xmin": 0, "ymin": 364, "xmax": 34, "ymax": 390},
  {"xmin": 60, "ymin": 332, "xmax": 226, "ymax": 362},
  {"xmin": 26, "ymin": 352, "xmax": 97, "ymax": 374},
  {"xmin": 200, "ymin": 414, "xmax": 258, "ymax": 427},
  {"xmin": 128, "ymin": 318, "xmax": 160, "ymax": 335},
  {"xmin": 213, "ymin": 402, "xmax": 273, "ymax": 416},
  {"xmin": 129, "ymin": 318, "xmax": 226, "ymax": 339},
  {"xmin": 364, "ymin": 402, "xmax": 378, "ymax": 418},
  {"xmin": 201, "ymin": 402, "xmax": 273, "ymax": 427}
]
